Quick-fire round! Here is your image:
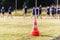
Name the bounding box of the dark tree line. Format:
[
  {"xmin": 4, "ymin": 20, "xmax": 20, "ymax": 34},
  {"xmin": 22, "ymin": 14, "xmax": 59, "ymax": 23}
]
[{"xmin": 0, "ymin": 0, "xmax": 60, "ymax": 11}]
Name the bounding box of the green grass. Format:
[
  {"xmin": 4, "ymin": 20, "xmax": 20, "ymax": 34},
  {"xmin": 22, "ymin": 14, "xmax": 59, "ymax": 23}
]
[
  {"xmin": 0, "ymin": 8, "xmax": 59, "ymax": 40},
  {"xmin": 0, "ymin": 16, "xmax": 60, "ymax": 40}
]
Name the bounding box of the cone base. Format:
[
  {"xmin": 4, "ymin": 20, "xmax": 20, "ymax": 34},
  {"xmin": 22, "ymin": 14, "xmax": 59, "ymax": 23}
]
[{"xmin": 30, "ymin": 28, "xmax": 40, "ymax": 36}]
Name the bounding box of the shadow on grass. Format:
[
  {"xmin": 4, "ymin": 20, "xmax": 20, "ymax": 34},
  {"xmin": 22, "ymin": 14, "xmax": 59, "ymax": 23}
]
[
  {"xmin": 41, "ymin": 35, "xmax": 54, "ymax": 38},
  {"xmin": 41, "ymin": 35, "xmax": 56, "ymax": 40},
  {"xmin": 14, "ymin": 34, "xmax": 60, "ymax": 40},
  {"xmin": 20, "ymin": 34, "xmax": 55, "ymax": 40},
  {"xmin": 41, "ymin": 35, "xmax": 60, "ymax": 40},
  {"xmin": 52, "ymin": 36, "xmax": 60, "ymax": 40}
]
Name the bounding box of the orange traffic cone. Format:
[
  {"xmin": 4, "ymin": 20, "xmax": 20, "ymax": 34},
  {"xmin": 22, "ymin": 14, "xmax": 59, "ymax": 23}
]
[{"xmin": 30, "ymin": 15, "xmax": 40, "ymax": 36}]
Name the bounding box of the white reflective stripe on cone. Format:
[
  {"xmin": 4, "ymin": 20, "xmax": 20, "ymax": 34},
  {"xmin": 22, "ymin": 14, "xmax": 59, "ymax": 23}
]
[{"xmin": 33, "ymin": 25, "xmax": 37, "ymax": 28}]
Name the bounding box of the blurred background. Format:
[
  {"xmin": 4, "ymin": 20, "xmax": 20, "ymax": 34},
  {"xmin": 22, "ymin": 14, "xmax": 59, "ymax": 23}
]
[
  {"xmin": 0, "ymin": 0, "xmax": 60, "ymax": 16},
  {"xmin": 0, "ymin": 0, "xmax": 60, "ymax": 11}
]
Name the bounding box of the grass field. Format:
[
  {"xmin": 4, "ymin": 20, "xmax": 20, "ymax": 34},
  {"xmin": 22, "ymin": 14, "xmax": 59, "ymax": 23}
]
[{"xmin": 0, "ymin": 16, "xmax": 60, "ymax": 40}]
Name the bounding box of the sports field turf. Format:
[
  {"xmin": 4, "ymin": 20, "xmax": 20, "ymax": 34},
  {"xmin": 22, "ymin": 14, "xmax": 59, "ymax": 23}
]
[{"xmin": 0, "ymin": 16, "xmax": 60, "ymax": 40}]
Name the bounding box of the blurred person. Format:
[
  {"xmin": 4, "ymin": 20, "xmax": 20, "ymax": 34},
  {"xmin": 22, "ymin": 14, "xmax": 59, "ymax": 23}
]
[
  {"xmin": 32, "ymin": 7, "xmax": 35, "ymax": 16},
  {"xmin": 51, "ymin": 6, "xmax": 56, "ymax": 18},
  {"xmin": 57, "ymin": 7, "xmax": 60, "ymax": 18},
  {"xmin": 8, "ymin": 6, "xmax": 12, "ymax": 18},
  {"xmin": 1, "ymin": 6, "xmax": 5, "ymax": 17},
  {"xmin": 23, "ymin": 6, "xmax": 28, "ymax": 17},
  {"xmin": 46, "ymin": 6, "xmax": 50, "ymax": 16},
  {"xmin": 36, "ymin": 7, "xmax": 39, "ymax": 18},
  {"xmin": 39, "ymin": 5, "xmax": 42, "ymax": 19}
]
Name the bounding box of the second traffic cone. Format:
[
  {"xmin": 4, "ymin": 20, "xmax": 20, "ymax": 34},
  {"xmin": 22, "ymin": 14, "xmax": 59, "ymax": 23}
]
[{"xmin": 30, "ymin": 15, "xmax": 40, "ymax": 36}]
